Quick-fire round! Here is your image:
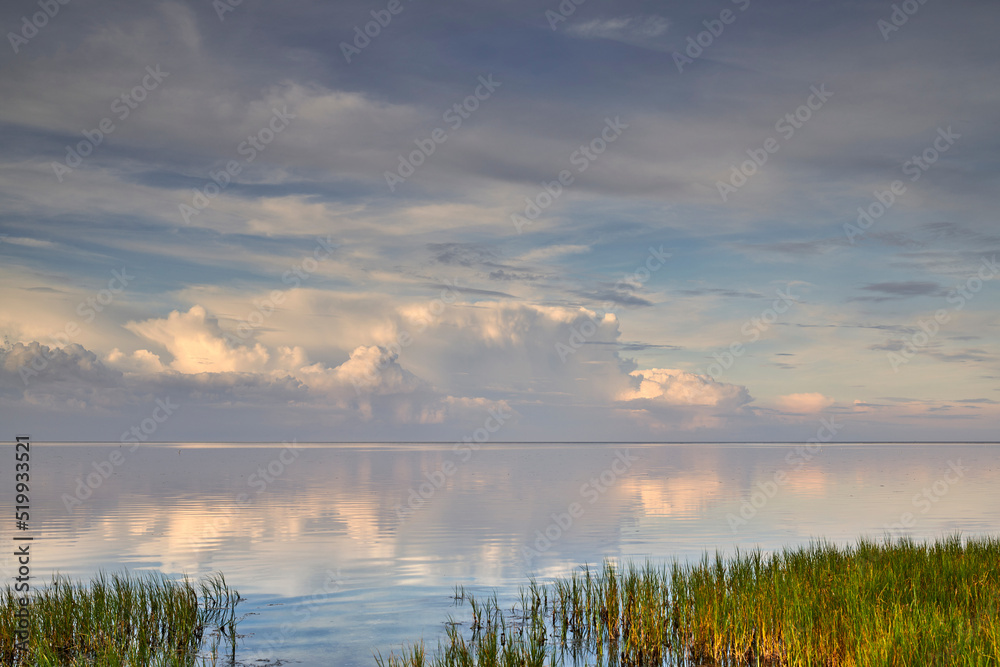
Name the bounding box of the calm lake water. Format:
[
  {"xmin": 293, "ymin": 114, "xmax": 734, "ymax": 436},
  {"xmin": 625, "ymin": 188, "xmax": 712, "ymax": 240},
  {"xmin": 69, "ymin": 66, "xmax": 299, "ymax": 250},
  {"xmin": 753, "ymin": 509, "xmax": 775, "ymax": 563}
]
[{"xmin": 2, "ymin": 442, "xmax": 998, "ymax": 665}]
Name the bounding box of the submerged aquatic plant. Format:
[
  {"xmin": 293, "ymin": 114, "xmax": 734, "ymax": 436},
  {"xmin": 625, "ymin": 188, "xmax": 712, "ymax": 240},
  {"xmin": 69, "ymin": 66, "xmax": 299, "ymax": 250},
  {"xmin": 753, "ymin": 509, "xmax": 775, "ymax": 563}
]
[
  {"xmin": 375, "ymin": 534, "xmax": 1000, "ymax": 666},
  {"xmin": 0, "ymin": 570, "xmax": 243, "ymax": 666}
]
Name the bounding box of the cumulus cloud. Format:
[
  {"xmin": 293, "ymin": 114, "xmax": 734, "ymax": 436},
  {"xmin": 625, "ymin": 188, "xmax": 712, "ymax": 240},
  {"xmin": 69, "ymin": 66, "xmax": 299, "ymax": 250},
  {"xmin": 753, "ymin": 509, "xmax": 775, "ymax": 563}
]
[
  {"xmin": 125, "ymin": 306, "xmax": 270, "ymax": 374},
  {"xmin": 2, "ymin": 342, "xmax": 120, "ymax": 387},
  {"xmin": 610, "ymin": 369, "xmax": 753, "ymax": 432},
  {"xmin": 619, "ymin": 368, "xmax": 751, "ymax": 409},
  {"xmin": 0, "ymin": 297, "xmax": 761, "ymax": 436},
  {"xmin": 0, "ymin": 342, "xmax": 126, "ymax": 410},
  {"xmin": 104, "ymin": 303, "xmax": 521, "ymax": 429},
  {"xmin": 777, "ymin": 392, "xmax": 835, "ymax": 413},
  {"xmin": 296, "ymin": 345, "xmax": 423, "ymax": 395},
  {"xmin": 386, "ymin": 302, "xmax": 632, "ymax": 401},
  {"xmin": 106, "ymin": 348, "xmax": 166, "ymax": 374},
  {"xmin": 282, "ymin": 344, "xmax": 514, "ymax": 427},
  {"xmin": 1, "ymin": 336, "xmax": 512, "ymax": 434},
  {"xmin": 111, "ymin": 300, "xmax": 763, "ymax": 433}
]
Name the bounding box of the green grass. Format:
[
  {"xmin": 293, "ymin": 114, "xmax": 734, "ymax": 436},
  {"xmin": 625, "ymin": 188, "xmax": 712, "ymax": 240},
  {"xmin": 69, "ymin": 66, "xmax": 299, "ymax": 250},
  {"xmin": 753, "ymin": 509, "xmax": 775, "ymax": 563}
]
[
  {"xmin": 0, "ymin": 570, "xmax": 244, "ymax": 666},
  {"xmin": 376, "ymin": 535, "xmax": 1000, "ymax": 666}
]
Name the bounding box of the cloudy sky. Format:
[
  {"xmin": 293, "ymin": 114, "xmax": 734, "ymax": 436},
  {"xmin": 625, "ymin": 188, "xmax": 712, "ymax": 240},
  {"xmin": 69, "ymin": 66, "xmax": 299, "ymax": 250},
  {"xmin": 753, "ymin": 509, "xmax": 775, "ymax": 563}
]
[{"xmin": 1, "ymin": 0, "xmax": 997, "ymax": 442}]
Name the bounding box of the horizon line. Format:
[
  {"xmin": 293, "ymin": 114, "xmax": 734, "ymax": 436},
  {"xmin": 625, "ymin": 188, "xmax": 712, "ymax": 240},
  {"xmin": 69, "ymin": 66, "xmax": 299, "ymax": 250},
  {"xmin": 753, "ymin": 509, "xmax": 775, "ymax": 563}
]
[{"xmin": 8, "ymin": 440, "xmax": 1000, "ymax": 445}]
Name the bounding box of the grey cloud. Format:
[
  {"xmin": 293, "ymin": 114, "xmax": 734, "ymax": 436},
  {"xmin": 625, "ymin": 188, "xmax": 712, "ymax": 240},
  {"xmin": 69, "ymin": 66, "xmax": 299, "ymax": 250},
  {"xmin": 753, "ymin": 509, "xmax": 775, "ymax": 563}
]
[
  {"xmin": 427, "ymin": 243, "xmax": 500, "ymax": 268},
  {"xmin": 861, "ymin": 281, "xmax": 944, "ymax": 296},
  {"xmin": 425, "ymin": 284, "xmax": 518, "ymax": 299},
  {"xmin": 488, "ymin": 270, "xmax": 543, "ymax": 282},
  {"xmin": 1, "ymin": 342, "xmax": 121, "ymax": 388},
  {"xmin": 676, "ymin": 287, "xmax": 764, "ymax": 299},
  {"xmin": 928, "ymin": 349, "xmax": 994, "ymax": 364},
  {"xmin": 780, "ymin": 322, "xmax": 909, "ymax": 333},
  {"xmin": 732, "ymin": 238, "xmax": 847, "ymax": 257},
  {"xmin": 614, "ymin": 342, "xmax": 683, "ymax": 352},
  {"xmin": 575, "ymin": 290, "xmax": 654, "ymax": 308},
  {"xmin": 868, "ymin": 341, "xmax": 906, "ymax": 352},
  {"xmin": 850, "ymin": 281, "xmax": 946, "ymax": 302}
]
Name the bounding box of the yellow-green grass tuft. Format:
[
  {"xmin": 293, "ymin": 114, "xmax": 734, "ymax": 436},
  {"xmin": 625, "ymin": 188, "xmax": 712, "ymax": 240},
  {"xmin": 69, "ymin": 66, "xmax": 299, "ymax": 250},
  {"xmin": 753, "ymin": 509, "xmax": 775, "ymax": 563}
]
[
  {"xmin": 377, "ymin": 534, "xmax": 1000, "ymax": 666},
  {"xmin": 0, "ymin": 570, "xmax": 242, "ymax": 666}
]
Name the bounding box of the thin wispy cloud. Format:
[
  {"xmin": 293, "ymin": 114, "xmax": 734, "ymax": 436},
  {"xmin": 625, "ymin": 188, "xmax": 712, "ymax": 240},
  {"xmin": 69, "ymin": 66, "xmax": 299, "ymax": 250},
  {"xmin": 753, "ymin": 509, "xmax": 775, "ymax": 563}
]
[{"xmin": 566, "ymin": 15, "xmax": 671, "ymax": 48}]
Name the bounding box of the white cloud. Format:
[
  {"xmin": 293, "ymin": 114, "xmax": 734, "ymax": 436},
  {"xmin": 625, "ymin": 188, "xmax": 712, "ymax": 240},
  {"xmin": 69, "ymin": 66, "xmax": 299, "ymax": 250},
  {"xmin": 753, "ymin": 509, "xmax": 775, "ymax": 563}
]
[
  {"xmin": 126, "ymin": 306, "xmax": 270, "ymax": 374},
  {"xmin": 109, "ymin": 304, "xmax": 517, "ymax": 428},
  {"xmin": 776, "ymin": 392, "xmax": 835, "ymax": 413},
  {"xmin": 106, "ymin": 348, "xmax": 166, "ymax": 374},
  {"xmin": 2, "ymin": 237, "xmax": 54, "ymax": 248},
  {"xmin": 386, "ymin": 302, "xmax": 631, "ymax": 401},
  {"xmin": 114, "ymin": 301, "xmax": 754, "ymax": 434},
  {"xmin": 619, "ymin": 368, "xmax": 751, "ymax": 409},
  {"xmin": 296, "ymin": 345, "xmax": 421, "ymax": 395},
  {"xmin": 518, "ymin": 244, "xmax": 591, "ymax": 263},
  {"xmin": 566, "ymin": 16, "xmax": 671, "ymax": 46}
]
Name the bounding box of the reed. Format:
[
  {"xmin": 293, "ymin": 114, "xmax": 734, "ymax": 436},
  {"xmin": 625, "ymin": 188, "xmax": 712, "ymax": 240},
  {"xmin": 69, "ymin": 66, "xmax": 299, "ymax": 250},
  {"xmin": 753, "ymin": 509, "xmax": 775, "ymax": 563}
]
[
  {"xmin": 376, "ymin": 534, "xmax": 1000, "ymax": 666},
  {"xmin": 0, "ymin": 570, "xmax": 243, "ymax": 666}
]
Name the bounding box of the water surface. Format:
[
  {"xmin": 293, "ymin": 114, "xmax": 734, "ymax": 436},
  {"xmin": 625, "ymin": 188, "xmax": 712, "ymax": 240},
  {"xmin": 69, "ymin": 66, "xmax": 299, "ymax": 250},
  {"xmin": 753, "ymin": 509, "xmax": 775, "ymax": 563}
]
[{"xmin": 2, "ymin": 442, "xmax": 997, "ymax": 665}]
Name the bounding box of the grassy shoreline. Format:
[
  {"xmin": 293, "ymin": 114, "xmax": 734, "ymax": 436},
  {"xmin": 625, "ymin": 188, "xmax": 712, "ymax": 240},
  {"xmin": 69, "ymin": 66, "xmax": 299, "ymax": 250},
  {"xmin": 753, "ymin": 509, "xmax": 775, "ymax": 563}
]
[
  {"xmin": 377, "ymin": 535, "xmax": 1000, "ymax": 666},
  {"xmin": 1, "ymin": 571, "xmax": 242, "ymax": 666}
]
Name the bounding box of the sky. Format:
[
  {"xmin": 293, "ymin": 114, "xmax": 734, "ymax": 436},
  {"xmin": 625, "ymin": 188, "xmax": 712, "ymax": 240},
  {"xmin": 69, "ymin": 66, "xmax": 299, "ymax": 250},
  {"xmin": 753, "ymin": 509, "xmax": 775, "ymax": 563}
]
[{"xmin": 0, "ymin": 0, "xmax": 997, "ymax": 443}]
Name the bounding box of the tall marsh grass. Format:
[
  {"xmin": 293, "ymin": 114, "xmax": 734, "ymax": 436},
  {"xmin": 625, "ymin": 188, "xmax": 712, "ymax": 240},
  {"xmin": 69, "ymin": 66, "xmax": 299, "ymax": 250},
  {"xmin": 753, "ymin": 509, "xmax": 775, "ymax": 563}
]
[
  {"xmin": 377, "ymin": 535, "xmax": 1000, "ymax": 666},
  {"xmin": 0, "ymin": 570, "xmax": 243, "ymax": 666}
]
